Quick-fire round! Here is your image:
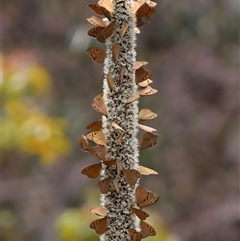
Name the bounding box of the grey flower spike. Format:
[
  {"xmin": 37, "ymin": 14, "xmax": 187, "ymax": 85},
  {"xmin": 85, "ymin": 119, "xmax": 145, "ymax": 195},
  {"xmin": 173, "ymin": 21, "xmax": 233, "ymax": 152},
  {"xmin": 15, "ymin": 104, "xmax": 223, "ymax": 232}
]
[{"xmin": 80, "ymin": 0, "xmax": 159, "ymax": 240}]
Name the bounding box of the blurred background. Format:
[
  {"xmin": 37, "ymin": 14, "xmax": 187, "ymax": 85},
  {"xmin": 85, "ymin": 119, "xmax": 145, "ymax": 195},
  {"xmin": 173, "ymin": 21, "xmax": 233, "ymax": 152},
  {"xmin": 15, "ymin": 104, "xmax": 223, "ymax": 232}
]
[{"xmin": 2, "ymin": 0, "xmax": 239, "ymax": 241}]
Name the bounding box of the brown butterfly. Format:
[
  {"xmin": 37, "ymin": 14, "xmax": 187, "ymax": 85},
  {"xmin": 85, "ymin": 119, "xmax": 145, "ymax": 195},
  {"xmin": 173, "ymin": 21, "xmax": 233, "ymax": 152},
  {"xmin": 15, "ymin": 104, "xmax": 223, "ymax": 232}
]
[
  {"xmin": 86, "ymin": 47, "xmax": 106, "ymax": 64},
  {"xmin": 140, "ymin": 221, "xmax": 156, "ymax": 238},
  {"xmin": 119, "ymin": 66, "xmax": 124, "ymax": 84},
  {"xmin": 126, "ymin": 92, "xmax": 140, "ymax": 104},
  {"xmin": 128, "ymin": 228, "xmax": 142, "ymax": 241},
  {"xmin": 88, "ymin": 3, "xmax": 105, "ymax": 15},
  {"xmin": 101, "ymin": 7, "xmax": 112, "ymax": 20},
  {"xmin": 93, "ymin": 93, "xmax": 104, "ymax": 102},
  {"xmin": 113, "ymin": 179, "xmax": 120, "ymax": 193},
  {"xmin": 98, "ymin": 177, "xmax": 112, "ymax": 194},
  {"xmin": 102, "ymin": 159, "xmax": 116, "ymax": 166},
  {"xmin": 136, "ymin": 16, "xmax": 151, "ymax": 27},
  {"xmin": 131, "ymin": 0, "xmax": 143, "ymax": 14},
  {"xmin": 136, "ymin": 2, "xmax": 156, "ymax": 18},
  {"xmin": 86, "ymin": 120, "xmax": 102, "ymax": 131},
  {"xmin": 135, "ymin": 186, "xmax": 148, "ymax": 204},
  {"xmin": 131, "ymin": 207, "xmax": 149, "ymax": 220},
  {"xmin": 106, "ymin": 72, "xmax": 115, "ymax": 91},
  {"xmin": 90, "ymin": 217, "xmax": 108, "ymax": 234},
  {"xmin": 86, "ymin": 130, "xmax": 106, "ymax": 146},
  {"xmin": 138, "ymin": 108, "xmax": 157, "ymax": 120},
  {"xmin": 135, "ymin": 67, "xmax": 152, "ymax": 83},
  {"xmin": 112, "ymin": 122, "xmax": 124, "ymax": 132},
  {"xmin": 112, "ymin": 122, "xmax": 125, "ymax": 144},
  {"xmin": 102, "ymin": 20, "xmax": 116, "ymax": 38},
  {"xmin": 90, "ymin": 206, "xmax": 107, "ymax": 217},
  {"xmin": 120, "ymin": 21, "xmax": 128, "ymax": 38},
  {"xmin": 92, "ymin": 100, "xmax": 108, "ymax": 116},
  {"xmin": 123, "ymin": 169, "xmax": 140, "ymax": 186},
  {"xmin": 81, "ymin": 163, "xmax": 102, "ymax": 179},
  {"xmin": 112, "ymin": 43, "xmax": 120, "ymax": 61},
  {"xmin": 138, "ymin": 124, "xmax": 156, "ymax": 133},
  {"xmin": 91, "ymin": 144, "xmax": 107, "ymax": 161},
  {"xmin": 139, "ymin": 191, "xmax": 159, "ymax": 208},
  {"xmin": 133, "ymin": 61, "xmax": 148, "ymax": 70},
  {"xmin": 139, "ymin": 132, "xmax": 159, "ymax": 150},
  {"xmin": 78, "ymin": 134, "xmax": 92, "ymax": 152},
  {"xmin": 138, "ymin": 165, "xmax": 158, "ymax": 175},
  {"xmin": 132, "ymin": 0, "xmax": 157, "ymax": 13},
  {"xmin": 88, "ymin": 3, "xmax": 112, "ymax": 19},
  {"xmin": 88, "ymin": 26, "xmax": 105, "ymax": 43},
  {"xmin": 146, "ymin": 88, "xmax": 158, "ymax": 96},
  {"xmin": 87, "ymin": 15, "xmax": 106, "ymax": 27},
  {"xmin": 138, "ymin": 86, "xmax": 158, "ymax": 96},
  {"xmin": 143, "ymin": 192, "xmax": 159, "ymax": 208},
  {"xmin": 116, "ymin": 159, "xmax": 123, "ymax": 175},
  {"xmin": 98, "ymin": 0, "xmax": 114, "ymax": 13},
  {"xmin": 138, "ymin": 79, "xmax": 153, "ymax": 87},
  {"xmin": 136, "ymin": 186, "xmax": 159, "ymax": 208},
  {"xmin": 112, "ymin": 123, "xmax": 125, "ymax": 142}
]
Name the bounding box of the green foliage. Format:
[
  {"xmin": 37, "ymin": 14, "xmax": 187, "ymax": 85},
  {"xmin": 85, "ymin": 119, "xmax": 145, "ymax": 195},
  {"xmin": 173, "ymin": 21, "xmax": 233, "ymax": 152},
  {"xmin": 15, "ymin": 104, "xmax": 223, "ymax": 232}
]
[
  {"xmin": 2, "ymin": 52, "xmax": 70, "ymax": 165},
  {"xmin": 55, "ymin": 208, "xmax": 98, "ymax": 241}
]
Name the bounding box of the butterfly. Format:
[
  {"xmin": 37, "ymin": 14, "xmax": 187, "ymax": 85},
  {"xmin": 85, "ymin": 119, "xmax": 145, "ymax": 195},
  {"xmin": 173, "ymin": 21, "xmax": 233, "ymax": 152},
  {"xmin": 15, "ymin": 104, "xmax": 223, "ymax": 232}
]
[
  {"xmin": 139, "ymin": 132, "xmax": 159, "ymax": 150},
  {"xmin": 88, "ymin": 3, "xmax": 105, "ymax": 15},
  {"xmin": 136, "ymin": 16, "xmax": 151, "ymax": 27},
  {"xmin": 102, "ymin": 21, "xmax": 116, "ymax": 38},
  {"xmin": 86, "ymin": 47, "xmax": 106, "ymax": 64},
  {"xmin": 123, "ymin": 169, "xmax": 140, "ymax": 186},
  {"xmin": 98, "ymin": 0, "xmax": 114, "ymax": 13},
  {"xmin": 93, "ymin": 93, "xmax": 104, "ymax": 102},
  {"xmin": 126, "ymin": 93, "xmax": 140, "ymax": 104},
  {"xmin": 138, "ymin": 123, "xmax": 156, "ymax": 133},
  {"xmin": 86, "ymin": 131, "xmax": 106, "ymax": 146},
  {"xmin": 88, "ymin": 3, "xmax": 112, "ymax": 20},
  {"xmin": 102, "ymin": 159, "xmax": 117, "ymax": 166},
  {"xmin": 128, "ymin": 228, "xmax": 142, "ymax": 241},
  {"xmin": 140, "ymin": 221, "xmax": 156, "ymax": 238},
  {"xmin": 81, "ymin": 163, "xmax": 102, "ymax": 179},
  {"xmin": 106, "ymin": 72, "xmax": 115, "ymax": 91},
  {"xmin": 138, "ymin": 86, "xmax": 158, "ymax": 96},
  {"xmin": 138, "ymin": 79, "xmax": 153, "ymax": 88},
  {"xmin": 135, "ymin": 186, "xmax": 159, "ymax": 208},
  {"xmin": 112, "ymin": 43, "xmax": 120, "ymax": 61},
  {"xmin": 138, "ymin": 108, "xmax": 157, "ymax": 120},
  {"xmin": 131, "ymin": 207, "xmax": 149, "ymax": 220},
  {"xmin": 88, "ymin": 26, "xmax": 105, "ymax": 43},
  {"xmin": 135, "ymin": 67, "xmax": 152, "ymax": 83},
  {"xmin": 120, "ymin": 22, "xmax": 128, "ymax": 38},
  {"xmin": 92, "ymin": 100, "xmax": 108, "ymax": 116},
  {"xmin": 136, "ymin": 2, "xmax": 156, "ymax": 19},
  {"xmin": 91, "ymin": 144, "xmax": 107, "ymax": 161},
  {"xmin": 133, "ymin": 61, "xmax": 148, "ymax": 70},
  {"xmin": 78, "ymin": 134, "xmax": 92, "ymax": 152},
  {"xmin": 118, "ymin": 67, "xmax": 124, "ymax": 84},
  {"xmin": 90, "ymin": 217, "xmax": 108, "ymax": 234},
  {"xmin": 112, "ymin": 178, "xmax": 120, "ymax": 193},
  {"xmin": 87, "ymin": 15, "xmax": 106, "ymax": 27},
  {"xmin": 86, "ymin": 120, "xmax": 102, "ymax": 131},
  {"xmin": 98, "ymin": 177, "xmax": 112, "ymax": 194},
  {"xmin": 112, "ymin": 122, "xmax": 125, "ymax": 144},
  {"xmin": 90, "ymin": 206, "xmax": 107, "ymax": 217},
  {"xmin": 138, "ymin": 165, "xmax": 158, "ymax": 175}
]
